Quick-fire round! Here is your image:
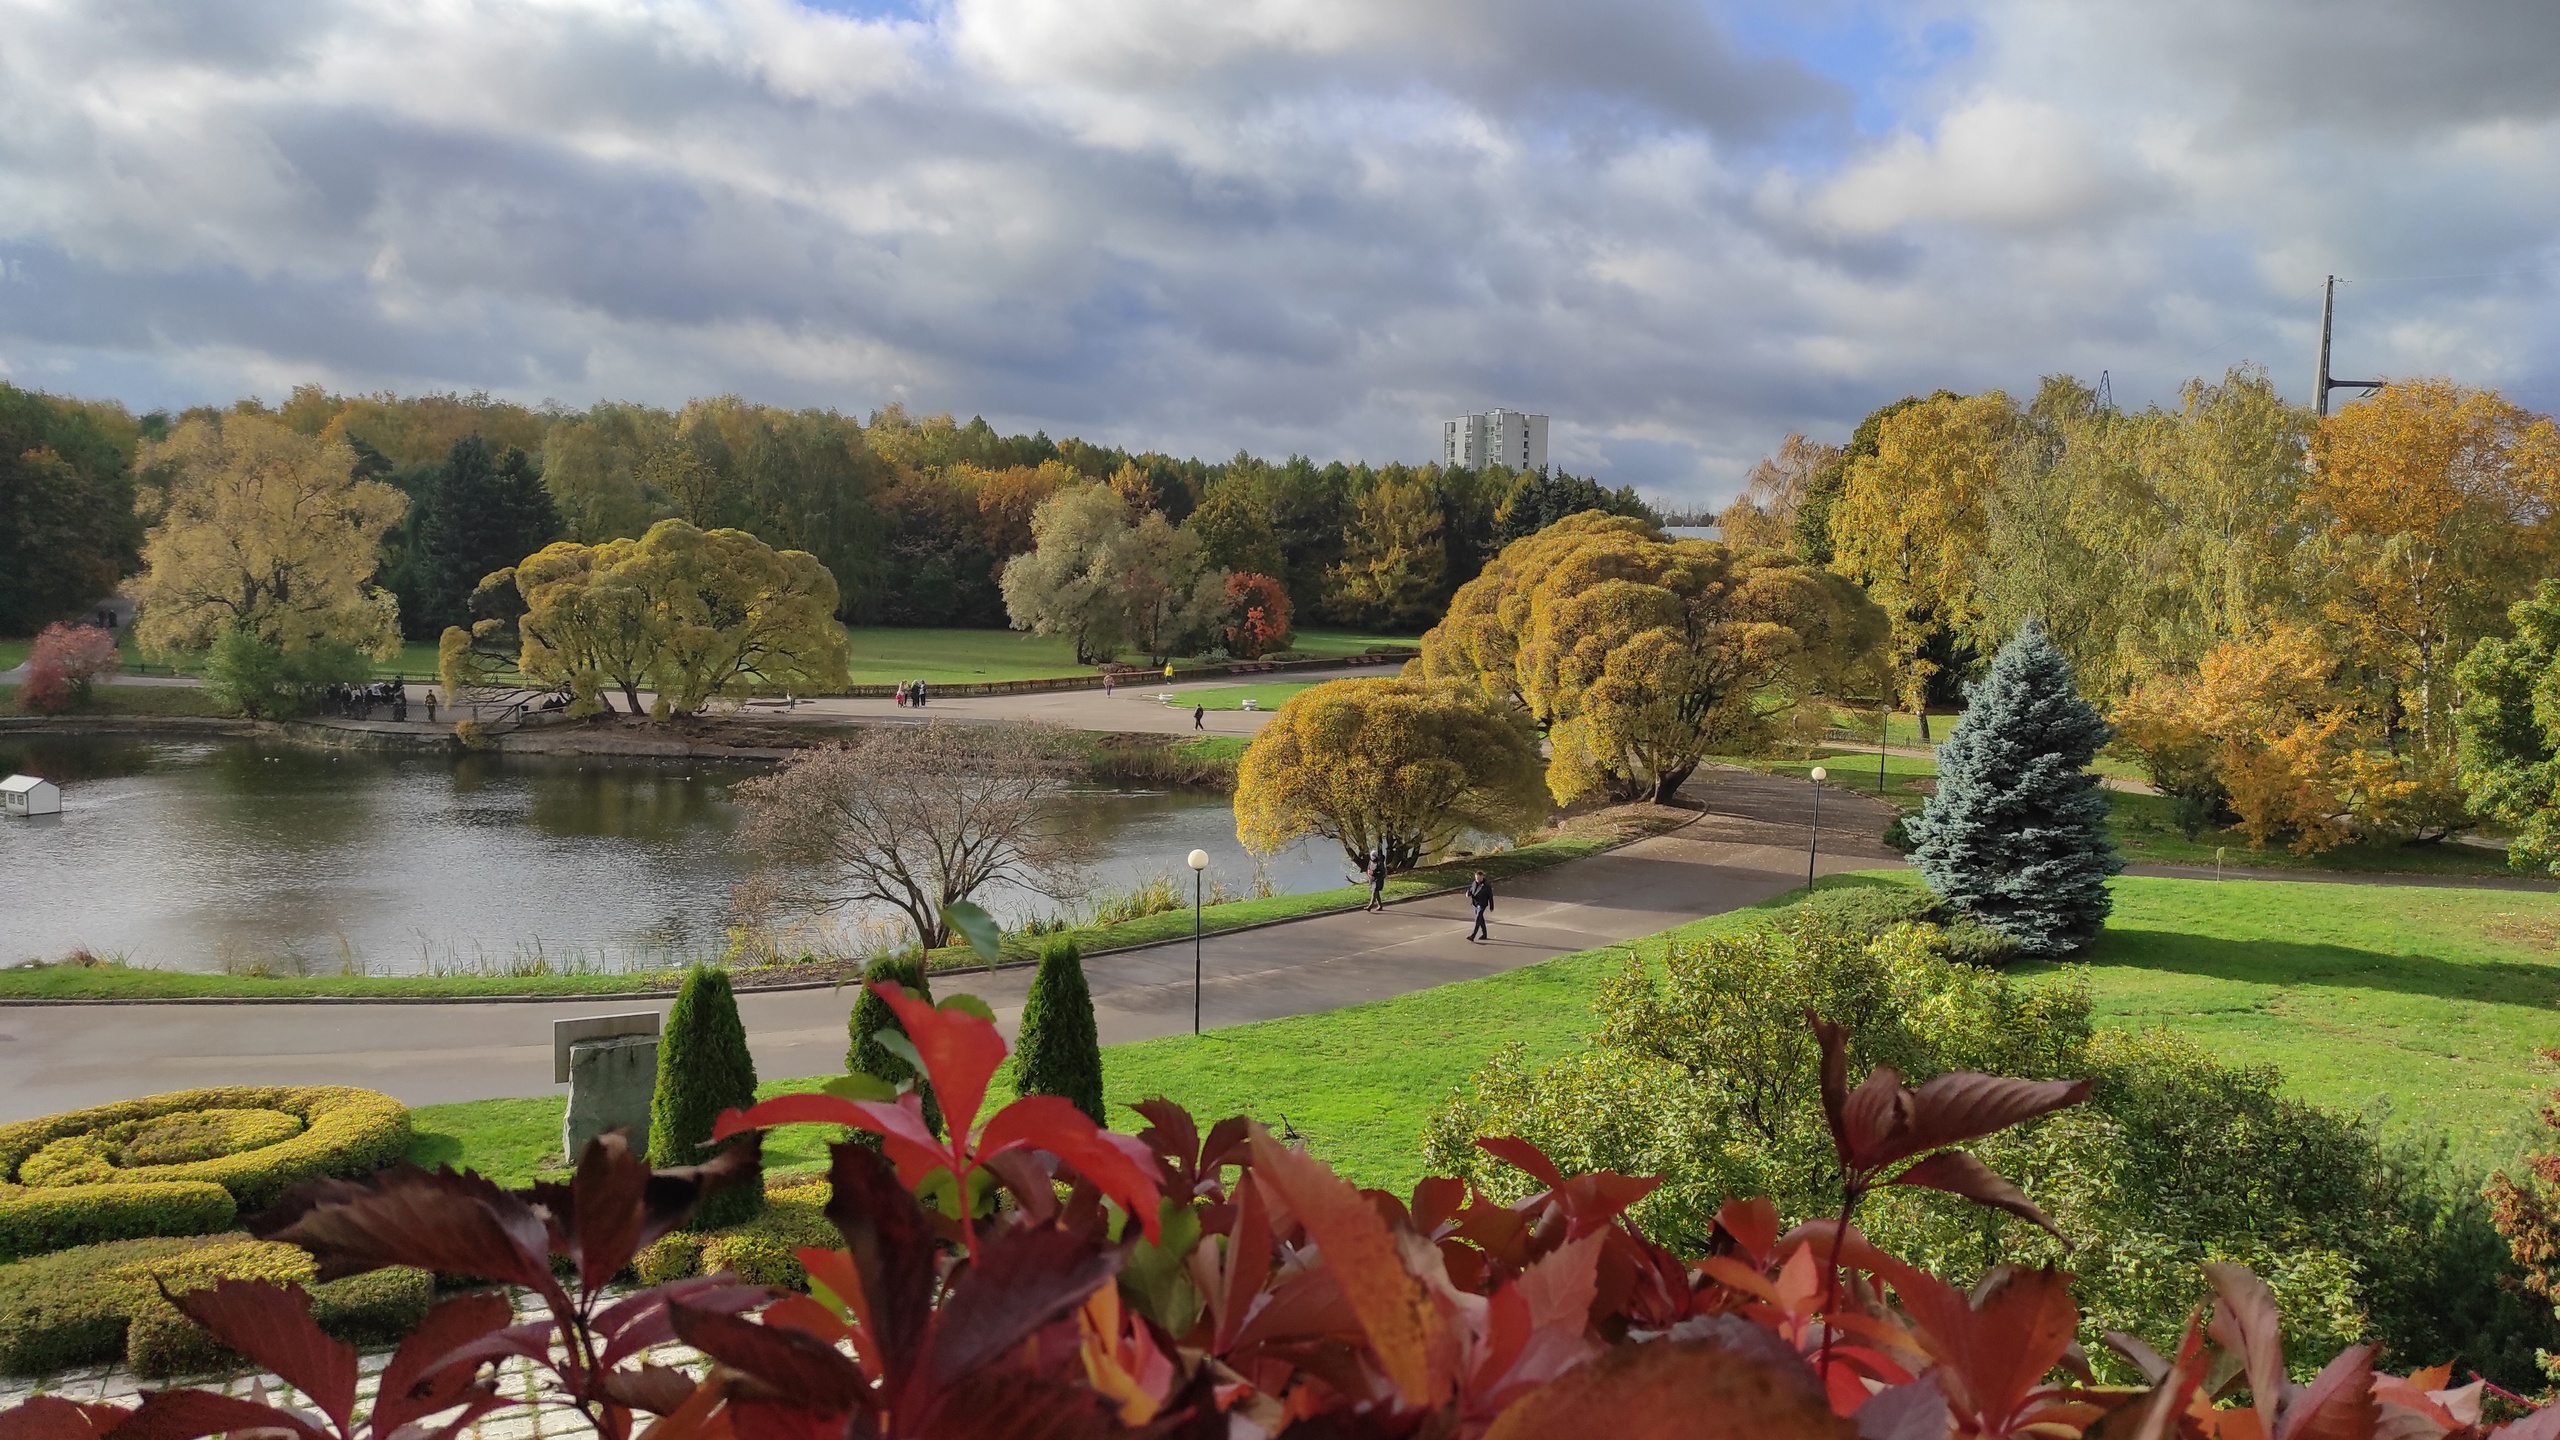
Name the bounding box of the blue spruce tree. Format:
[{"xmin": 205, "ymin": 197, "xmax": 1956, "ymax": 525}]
[{"xmin": 1907, "ymin": 620, "xmax": 2121, "ymax": 954}]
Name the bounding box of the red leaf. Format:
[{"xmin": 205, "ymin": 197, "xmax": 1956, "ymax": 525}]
[
  {"xmin": 593, "ymin": 1277, "xmax": 776, "ymax": 1371},
  {"xmin": 2277, "ymin": 1344, "xmax": 2376, "ymax": 1440},
  {"xmin": 1249, "ymin": 1122, "xmax": 1458, "ymax": 1409},
  {"xmin": 1898, "ymin": 1073, "xmax": 2090, "ymax": 1162},
  {"xmin": 1714, "ymin": 1197, "xmax": 1782, "ymax": 1267},
  {"xmin": 102, "ymin": 1391, "xmax": 334, "ymax": 1440},
  {"xmin": 371, "ymin": 1292, "xmax": 513, "ymax": 1436},
  {"xmin": 1891, "ymin": 1266, "xmax": 2078, "ymax": 1431},
  {"xmin": 1811, "ymin": 1011, "xmax": 1854, "ymax": 1173},
  {"xmin": 600, "ymin": 1366, "xmax": 700, "ymax": 1418},
  {"xmin": 536, "ymin": 1131, "xmax": 650, "ymax": 1292},
  {"xmin": 0, "ymin": 1398, "xmax": 127, "ymax": 1440},
  {"xmin": 669, "ymin": 1300, "xmax": 872, "ymax": 1415},
  {"xmin": 920, "ymin": 1219, "xmax": 1123, "ymax": 1394},
  {"xmin": 1482, "ymin": 1334, "xmax": 1853, "ymax": 1439},
  {"xmin": 248, "ymin": 1165, "xmax": 559, "ymax": 1298},
  {"xmin": 873, "ymin": 983, "xmax": 1007, "ymax": 1151},
  {"xmin": 1410, "ymin": 1177, "xmax": 1468, "ymax": 1236},
  {"xmin": 161, "ymin": 1281, "xmax": 357, "ymax": 1437},
  {"xmin": 977, "ymin": 1097, "xmax": 1164, "ymax": 1244},
  {"xmin": 1476, "ymin": 1136, "xmax": 1566, "ymax": 1190},
  {"xmin": 2495, "ymin": 1404, "xmax": 2560, "ymax": 1440},
  {"xmin": 2207, "ymin": 1262, "xmax": 2288, "ymax": 1440},
  {"xmin": 1886, "ymin": 1151, "xmax": 2066, "ymax": 1242},
  {"xmin": 821, "ymin": 1140, "xmax": 941, "ymax": 1398},
  {"xmin": 1210, "ymin": 1168, "xmax": 1275, "ymax": 1352},
  {"xmin": 713, "ymin": 1091, "xmax": 865, "ymax": 1141}
]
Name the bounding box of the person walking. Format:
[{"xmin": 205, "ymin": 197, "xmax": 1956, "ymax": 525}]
[
  {"xmin": 1103, "ymin": 672, "xmax": 1114, "ymax": 698},
  {"xmin": 1193, "ymin": 702, "xmax": 1205, "ymax": 730},
  {"xmin": 1364, "ymin": 848, "xmax": 1388, "ymax": 912},
  {"xmin": 425, "ymin": 690, "xmax": 439, "ymax": 724},
  {"xmin": 1465, "ymin": 870, "xmax": 1494, "ymax": 942}
]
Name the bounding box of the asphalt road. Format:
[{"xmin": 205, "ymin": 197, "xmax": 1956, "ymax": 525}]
[{"xmin": 0, "ymin": 770, "xmax": 1902, "ymax": 1119}]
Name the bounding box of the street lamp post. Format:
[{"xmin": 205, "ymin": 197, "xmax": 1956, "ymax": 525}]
[
  {"xmin": 1806, "ymin": 766, "xmax": 1827, "ymax": 888},
  {"xmin": 1187, "ymin": 848, "xmax": 1210, "ymax": 1034}
]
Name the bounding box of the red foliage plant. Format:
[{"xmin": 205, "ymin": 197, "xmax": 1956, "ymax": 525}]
[
  {"xmin": 21, "ymin": 622, "xmax": 120, "ymax": 714},
  {"xmin": 9, "ymin": 987, "xmax": 2552, "ymax": 1440},
  {"xmin": 1222, "ymin": 574, "xmax": 1292, "ymax": 661}
]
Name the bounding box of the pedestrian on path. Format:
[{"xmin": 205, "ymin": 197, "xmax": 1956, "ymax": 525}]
[
  {"xmin": 1103, "ymin": 673, "xmax": 1114, "ymax": 697},
  {"xmin": 424, "ymin": 690, "xmax": 438, "ymax": 724},
  {"xmin": 1364, "ymin": 849, "xmax": 1387, "ymax": 911},
  {"xmin": 1193, "ymin": 703, "xmax": 1205, "ymax": 730},
  {"xmin": 1466, "ymin": 870, "xmax": 1493, "ymax": 942}
]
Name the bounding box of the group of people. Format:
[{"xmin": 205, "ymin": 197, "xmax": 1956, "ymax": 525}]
[
  {"xmin": 893, "ymin": 680, "xmax": 931, "ymax": 708},
  {"xmin": 325, "ymin": 680, "xmax": 434, "ymax": 723},
  {"xmin": 1358, "ymin": 848, "xmax": 1498, "ymax": 943}
]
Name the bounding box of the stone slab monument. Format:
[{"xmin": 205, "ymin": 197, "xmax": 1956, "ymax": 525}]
[{"xmin": 554, "ymin": 1012, "xmax": 663, "ymax": 1163}]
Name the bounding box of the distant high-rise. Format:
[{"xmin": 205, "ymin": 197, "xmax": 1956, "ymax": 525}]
[{"xmin": 1442, "ymin": 409, "xmax": 1548, "ymax": 473}]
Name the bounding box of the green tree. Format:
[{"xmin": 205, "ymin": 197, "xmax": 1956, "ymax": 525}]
[
  {"xmin": 2457, "ymin": 578, "xmax": 2560, "ymax": 873},
  {"xmin": 1325, "ymin": 471, "xmax": 1446, "ymax": 630},
  {"xmin": 847, "ymin": 955, "xmax": 942, "ymax": 1139},
  {"xmin": 1492, "ymin": 469, "xmax": 1654, "ymax": 544},
  {"xmin": 1011, "ymin": 938, "xmax": 1104, "ymax": 1124},
  {"xmin": 402, "ymin": 436, "xmax": 560, "ymax": 639},
  {"xmin": 0, "ymin": 384, "xmax": 144, "ymax": 634},
  {"xmin": 649, "ymin": 966, "xmax": 764, "ymax": 1228},
  {"xmin": 202, "ymin": 624, "xmax": 371, "ymax": 718},
  {"xmin": 999, "ymin": 483, "xmax": 1133, "ymax": 663},
  {"xmin": 1236, "ymin": 678, "xmax": 1546, "ymax": 869},
  {"xmin": 1908, "ymin": 621, "xmax": 2121, "ymax": 953},
  {"xmin": 541, "ymin": 402, "xmax": 674, "ymax": 542}
]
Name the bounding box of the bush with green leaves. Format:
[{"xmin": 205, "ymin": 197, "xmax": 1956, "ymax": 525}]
[
  {"xmin": 648, "ymin": 967, "xmax": 763, "ymax": 1229},
  {"xmin": 1423, "ymin": 908, "xmax": 2553, "ymax": 1386},
  {"xmin": 848, "ymin": 954, "xmax": 941, "ymax": 1138},
  {"xmin": 199, "ymin": 626, "xmax": 373, "ymax": 719},
  {"xmin": 634, "ymin": 1172, "xmax": 835, "ymax": 1291},
  {"xmin": 1011, "ymin": 938, "xmax": 1104, "ymax": 1123}
]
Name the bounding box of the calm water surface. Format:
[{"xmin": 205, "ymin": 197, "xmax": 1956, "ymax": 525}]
[{"xmin": 0, "ymin": 736, "xmax": 1347, "ymax": 974}]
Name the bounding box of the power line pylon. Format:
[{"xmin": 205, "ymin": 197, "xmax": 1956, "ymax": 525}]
[{"xmin": 2316, "ymin": 275, "xmax": 2383, "ymax": 418}]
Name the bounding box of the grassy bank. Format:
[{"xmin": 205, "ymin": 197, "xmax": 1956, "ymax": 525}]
[
  {"xmin": 0, "ymin": 805, "xmax": 1664, "ymax": 1001},
  {"xmin": 0, "ymin": 683, "xmax": 231, "ymax": 719},
  {"xmin": 399, "ymin": 871, "xmax": 2560, "ymax": 1188},
  {"xmin": 1747, "ymin": 745, "xmax": 2525, "ymax": 879}
]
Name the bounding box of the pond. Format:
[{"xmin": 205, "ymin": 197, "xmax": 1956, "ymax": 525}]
[{"xmin": 0, "ymin": 736, "xmax": 1356, "ymax": 975}]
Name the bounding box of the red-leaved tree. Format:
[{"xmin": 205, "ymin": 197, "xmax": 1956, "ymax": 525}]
[
  {"xmin": 1222, "ymin": 573, "xmax": 1293, "ymax": 660},
  {"xmin": 22, "ymin": 622, "xmax": 121, "ymax": 714},
  {"xmin": 7, "ymin": 990, "xmax": 2546, "ymax": 1440}
]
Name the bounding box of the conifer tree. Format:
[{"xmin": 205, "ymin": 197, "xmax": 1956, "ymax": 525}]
[
  {"xmin": 848, "ymin": 954, "xmax": 942, "ymax": 1139},
  {"xmin": 648, "ymin": 966, "xmax": 764, "ymax": 1228},
  {"xmin": 1011, "ymin": 938, "xmax": 1104, "ymax": 1123},
  {"xmin": 1906, "ymin": 619, "xmax": 2121, "ymax": 954}
]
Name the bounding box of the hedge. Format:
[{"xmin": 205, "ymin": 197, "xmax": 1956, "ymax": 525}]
[
  {"xmin": 0, "ymin": 1234, "xmax": 432, "ymax": 1378},
  {"xmin": 0, "ymin": 1086, "xmax": 412, "ymax": 1221},
  {"xmin": 635, "ymin": 1173, "xmax": 833, "ymax": 1291},
  {"xmin": 0, "ymin": 1181, "xmax": 234, "ymax": 1261}
]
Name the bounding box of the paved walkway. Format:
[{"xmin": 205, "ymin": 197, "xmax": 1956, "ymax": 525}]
[{"xmin": 0, "ymin": 770, "xmax": 1902, "ymax": 1121}]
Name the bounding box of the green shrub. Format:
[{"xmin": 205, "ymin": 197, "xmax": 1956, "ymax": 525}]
[
  {"xmin": 635, "ymin": 1174, "xmax": 834, "ymax": 1290},
  {"xmin": 0, "ymin": 1234, "xmax": 431, "ymax": 1377},
  {"xmin": 650, "ymin": 967, "xmax": 762, "ymax": 1229},
  {"xmin": 848, "ymin": 954, "xmax": 942, "ymax": 1139},
  {"xmin": 1012, "ymin": 938, "xmax": 1104, "ymax": 1123},
  {"xmin": 1782, "ymin": 884, "xmax": 2020, "ymax": 966},
  {"xmin": 0, "ymin": 1181, "xmax": 234, "ymax": 1261},
  {"xmin": 1422, "ymin": 909, "xmax": 2546, "ymax": 1387},
  {"xmin": 0, "ymin": 1087, "xmax": 412, "ymax": 1224}
]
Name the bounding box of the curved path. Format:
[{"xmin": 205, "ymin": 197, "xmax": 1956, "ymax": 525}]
[{"xmin": 0, "ymin": 771, "xmax": 1902, "ymax": 1121}]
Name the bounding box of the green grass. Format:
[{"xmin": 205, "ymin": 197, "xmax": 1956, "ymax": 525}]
[
  {"xmin": 402, "ymin": 871, "xmax": 2560, "ymax": 1189},
  {"xmin": 1745, "ymin": 745, "xmax": 2524, "ymax": 879},
  {"xmin": 0, "ymin": 640, "xmax": 28, "ymax": 673},
  {"xmin": 0, "ymin": 684, "xmax": 230, "ymax": 719},
  {"xmin": 835, "ymin": 626, "xmax": 1418, "ymax": 687},
  {"xmin": 1169, "ymin": 682, "xmax": 1323, "ymax": 711}
]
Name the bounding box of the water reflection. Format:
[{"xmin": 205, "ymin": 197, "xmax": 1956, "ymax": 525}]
[{"xmin": 0, "ymin": 737, "xmax": 1345, "ymax": 974}]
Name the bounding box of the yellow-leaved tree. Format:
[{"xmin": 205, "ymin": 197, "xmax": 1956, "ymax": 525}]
[
  {"xmin": 1235, "ymin": 678, "xmax": 1545, "ymax": 870},
  {"xmin": 131, "ymin": 413, "xmax": 407, "ymax": 659},
  {"xmin": 496, "ymin": 519, "xmax": 847, "ymax": 718},
  {"xmin": 1826, "ymin": 391, "xmax": 2018, "ymax": 727},
  {"xmin": 1418, "ymin": 512, "xmax": 1886, "ymax": 804}
]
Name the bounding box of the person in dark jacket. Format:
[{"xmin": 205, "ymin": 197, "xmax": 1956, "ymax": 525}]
[
  {"xmin": 1193, "ymin": 703, "xmax": 1205, "ymax": 730},
  {"xmin": 1364, "ymin": 849, "xmax": 1388, "ymax": 911},
  {"xmin": 1466, "ymin": 871, "xmax": 1493, "ymax": 942}
]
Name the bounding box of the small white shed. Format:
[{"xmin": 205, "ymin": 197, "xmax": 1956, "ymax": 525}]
[{"xmin": 0, "ymin": 774, "xmax": 60, "ymax": 817}]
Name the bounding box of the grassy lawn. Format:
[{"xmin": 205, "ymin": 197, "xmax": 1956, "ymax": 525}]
[
  {"xmin": 1171, "ymin": 681, "xmax": 1323, "ymax": 711},
  {"xmin": 836, "ymin": 627, "xmax": 1418, "ymax": 687},
  {"xmin": 406, "ymin": 870, "xmax": 2560, "ymax": 1190},
  {"xmin": 1745, "ymin": 745, "xmax": 2525, "ymax": 879},
  {"xmin": 0, "ymin": 639, "xmax": 28, "ymax": 672}
]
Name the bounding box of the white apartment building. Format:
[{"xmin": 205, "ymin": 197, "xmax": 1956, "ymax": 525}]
[{"xmin": 1442, "ymin": 409, "xmax": 1549, "ymax": 472}]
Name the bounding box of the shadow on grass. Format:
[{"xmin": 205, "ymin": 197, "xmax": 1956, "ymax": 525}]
[{"xmin": 2040, "ymin": 929, "xmax": 2560, "ymax": 1012}]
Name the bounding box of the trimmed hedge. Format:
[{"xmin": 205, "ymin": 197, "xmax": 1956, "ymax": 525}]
[
  {"xmin": 0, "ymin": 1234, "xmax": 432, "ymax": 1378},
  {"xmin": 650, "ymin": 968, "xmax": 763, "ymax": 1230},
  {"xmin": 636, "ymin": 1173, "xmax": 833, "ymax": 1291},
  {"xmin": 0, "ymin": 1086, "xmax": 411, "ymax": 1221},
  {"xmin": 0, "ymin": 1181, "xmax": 234, "ymax": 1261}
]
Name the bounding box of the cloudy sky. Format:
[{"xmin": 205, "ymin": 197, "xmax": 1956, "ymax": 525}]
[{"xmin": 4, "ymin": 0, "xmax": 2558, "ymax": 503}]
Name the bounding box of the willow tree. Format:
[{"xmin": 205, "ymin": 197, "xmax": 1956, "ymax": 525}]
[
  {"xmin": 1235, "ymin": 678, "xmax": 1545, "ymax": 870},
  {"xmin": 1416, "ymin": 512, "xmax": 1887, "ymax": 804}
]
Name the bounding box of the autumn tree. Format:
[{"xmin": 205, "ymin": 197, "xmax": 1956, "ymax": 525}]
[
  {"xmin": 1827, "ymin": 391, "xmax": 2017, "ymax": 732},
  {"xmin": 131, "ymin": 413, "xmax": 407, "ymax": 663},
  {"xmin": 1417, "ymin": 512, "xmax": 1888, "ymax": 804},
  {"xmin": 732, "ymin": 721, "xmax": 1097, "ymax": 949},
  {"xmin": 1235, "ymin": 678, "xmax": 1546, "ymax": 870},
  {"xmin": 1326, "ymin": 470, "xmax": 1447, "ymax": 629},
  {"xmin": 19, "ymin": 622, "xmax": 120, "ymax": 714},
  {"xmin": 1002, "ymin": 485, "xmax": 1224, "ymax": 664},
  {"xmin": 1220, "ymin": 572, "xmax": 1293, "ymax": 659},
  {"xmin": 1715, "ymin": 433, "xmax": 1839, "ymax": 552}
]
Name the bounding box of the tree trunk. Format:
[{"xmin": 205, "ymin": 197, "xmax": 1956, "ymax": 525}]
[{"xmin": 1651, "ymin": 765, "xmax": 1696, "ymax": 804}]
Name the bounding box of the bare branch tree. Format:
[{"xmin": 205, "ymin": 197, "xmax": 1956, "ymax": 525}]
[{"xmin": 732, "ymin": 721, "xmax": 1097, "ymax": 949}]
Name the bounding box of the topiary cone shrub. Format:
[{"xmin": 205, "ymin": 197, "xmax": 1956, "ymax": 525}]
[
  {"xmin": 1906, "ymin": 619, "xmax": 2122, "ymax": 955},
  {"xmin": 848, "ymin": 954, "xmax": 942, "ymax": 1139},
  {"xmin": 1011, "ymin": 938, "xmax": 1104, "ymax": 1123},
  {"xmin": 649, "ymin": 966, "xmax": 763, "ymax": 1228}
]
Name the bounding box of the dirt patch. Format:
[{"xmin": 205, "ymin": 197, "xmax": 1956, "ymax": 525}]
[{"xmin": 2481, "ymin": 913, "xmax": 2560, "ymax": 951}]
